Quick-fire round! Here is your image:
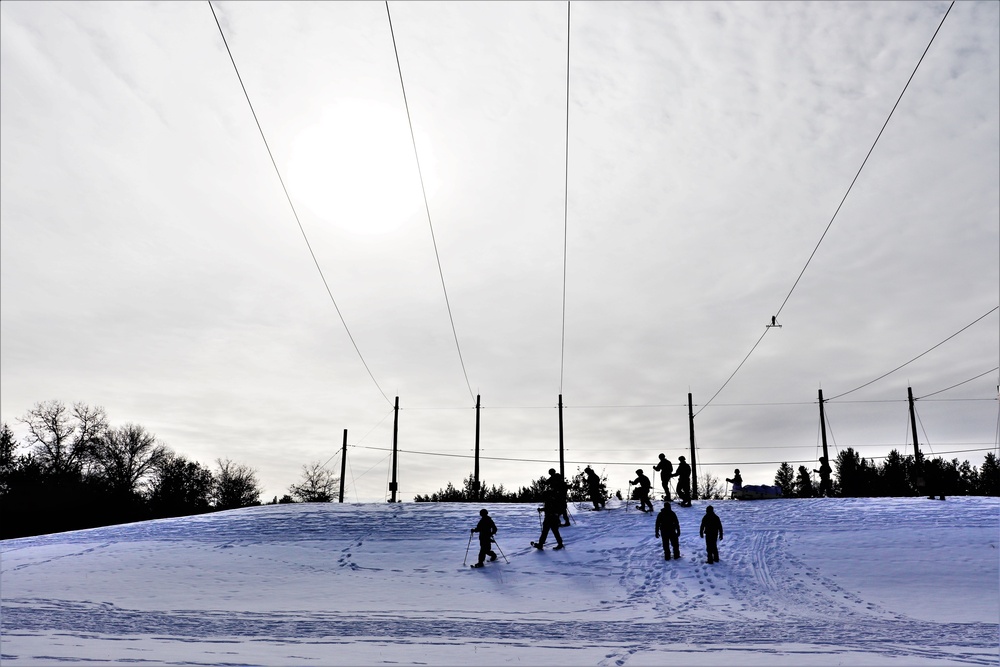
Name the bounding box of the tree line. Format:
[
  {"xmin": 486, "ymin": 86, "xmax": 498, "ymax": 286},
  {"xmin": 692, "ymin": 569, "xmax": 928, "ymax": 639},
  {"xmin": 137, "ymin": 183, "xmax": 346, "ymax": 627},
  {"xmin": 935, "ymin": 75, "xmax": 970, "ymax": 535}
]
[
  {"xmin": 771, "ymin": 448, "xmax": 999, "ymax": 498},
  {"xmin": 414, "ymin": 467, "xmax": 731, "ymax": 503},
  {"xmin": 0, "ymin": 401, "xmax": 340, "ymax": 540}
]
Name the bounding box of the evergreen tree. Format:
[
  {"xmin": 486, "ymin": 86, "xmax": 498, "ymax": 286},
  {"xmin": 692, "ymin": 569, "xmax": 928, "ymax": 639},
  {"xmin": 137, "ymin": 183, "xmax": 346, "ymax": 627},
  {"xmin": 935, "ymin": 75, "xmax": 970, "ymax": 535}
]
[
  {"xmin": 978, "ymin": 453, "xmax": 999, "ymax": 495},
  {"xmin": 879, "ymin": 449, "xmax": 912, "ymax": 497},
  {"xmin": 836, "ymin": 447, "xmax": 878, "ymax": 497},
  {"xmin": 774, "ymin": 462, "xmax": 795, "ymax": 498}
]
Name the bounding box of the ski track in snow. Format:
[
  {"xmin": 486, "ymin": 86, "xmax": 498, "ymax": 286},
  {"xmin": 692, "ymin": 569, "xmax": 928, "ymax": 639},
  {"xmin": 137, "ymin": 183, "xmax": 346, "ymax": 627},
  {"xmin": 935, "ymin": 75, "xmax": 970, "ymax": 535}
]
[{"xmin": 2, "ymin": 498, "xmax": 998, "ymax": 666}]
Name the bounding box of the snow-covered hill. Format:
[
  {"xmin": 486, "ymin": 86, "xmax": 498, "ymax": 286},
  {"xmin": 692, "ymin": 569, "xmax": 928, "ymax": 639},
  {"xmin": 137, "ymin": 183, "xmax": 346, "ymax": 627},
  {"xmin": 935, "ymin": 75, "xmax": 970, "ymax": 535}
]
[{"xmin": 2, "ymin": 497, "xmax": 998, "ymax": 666}]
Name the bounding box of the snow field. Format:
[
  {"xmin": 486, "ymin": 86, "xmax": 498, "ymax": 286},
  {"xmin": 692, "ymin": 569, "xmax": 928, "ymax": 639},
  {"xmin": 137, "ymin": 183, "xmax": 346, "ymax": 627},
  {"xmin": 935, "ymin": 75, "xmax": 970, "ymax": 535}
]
[{"xmin": 1, "ymin": 497, "xmax": 998, "ymax": 666}]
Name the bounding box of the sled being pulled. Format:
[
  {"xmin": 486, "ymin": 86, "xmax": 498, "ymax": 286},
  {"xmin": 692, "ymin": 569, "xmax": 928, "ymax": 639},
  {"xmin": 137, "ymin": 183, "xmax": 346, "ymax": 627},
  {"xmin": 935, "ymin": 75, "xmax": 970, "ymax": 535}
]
[{"xmin": 732, "ymin": 484, "xmax": 783, "ymax": 500}]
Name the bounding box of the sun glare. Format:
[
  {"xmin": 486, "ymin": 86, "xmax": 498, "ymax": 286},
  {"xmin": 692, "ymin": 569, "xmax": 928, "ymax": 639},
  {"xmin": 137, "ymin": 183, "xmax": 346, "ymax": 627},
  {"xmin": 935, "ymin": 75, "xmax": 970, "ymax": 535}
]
[{"xmin": 286, "ymin": 100, "xmax": 427, "ymax": 236}]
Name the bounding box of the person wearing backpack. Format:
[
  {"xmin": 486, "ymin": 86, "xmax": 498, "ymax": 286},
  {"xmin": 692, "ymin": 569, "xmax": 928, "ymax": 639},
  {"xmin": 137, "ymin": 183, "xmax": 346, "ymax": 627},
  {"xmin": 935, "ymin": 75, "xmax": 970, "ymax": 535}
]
[{"xmin": 652, "ymin": 453, "xmax": 674, "ymax": 501}]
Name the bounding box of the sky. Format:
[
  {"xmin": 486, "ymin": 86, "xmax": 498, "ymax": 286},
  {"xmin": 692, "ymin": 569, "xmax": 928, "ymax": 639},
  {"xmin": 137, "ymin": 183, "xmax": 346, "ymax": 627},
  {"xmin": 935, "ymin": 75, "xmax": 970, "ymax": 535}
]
[
  {"xmin": 1, "ymin": 1, "xmax": 998, "ymax": 503},
  {"xmin": 2, "ymin": 497, "xmax": 998, "ymax": 665}
]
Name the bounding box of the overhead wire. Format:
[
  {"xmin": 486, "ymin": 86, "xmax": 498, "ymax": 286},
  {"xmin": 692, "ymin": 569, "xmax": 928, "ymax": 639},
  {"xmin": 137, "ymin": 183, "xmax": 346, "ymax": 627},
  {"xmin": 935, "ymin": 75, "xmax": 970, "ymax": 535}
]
[
  {"xmin": 916, "ymin": 366, "xmax": 1000, "ymax": 400},
  {"xmin": 695, "ymin": 1, "xmax": 955, "ymax": 417},
  {"xmin": 385, "ymin": 1, "xmax": 476, "ymax": 404},
  {"xmin": 207, "ymin": 1, "xmax": 392, "ymax": 407},
  {"xmin": 827, "ymin": 306, "xmax": 998, "ymax": 401},
  {"xmin": 348, "ymin": 443, "xmax": 992, "ymax": 468}
]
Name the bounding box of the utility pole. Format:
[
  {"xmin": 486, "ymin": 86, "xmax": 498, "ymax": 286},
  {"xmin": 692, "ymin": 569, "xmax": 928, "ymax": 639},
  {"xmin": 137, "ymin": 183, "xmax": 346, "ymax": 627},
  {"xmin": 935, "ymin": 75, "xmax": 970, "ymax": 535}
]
[
  {"xmin": 688, "ymin": 393, "xmax": 698, "ymax": 501},
  {"xmin": 473, "ymin": 394, "xmax": 481, "ymax": 501},
  {"xmin": 907, "ymin": 386, "xmax": 921, "ymax": 461},
  {"xmin": 907, "ymin": 386, "xmax": 939, "ymax": 499},
  {"xmin": 818, "ymin": 389, "xmax": 829, "ymax": 464},
  {"xmin": 390, "ymin": 396, "xmax": 399, "ymax": 503},
  {"xmin": 558, "ymin": 394, "xmax": 565, "ymax": 479},
  {"xmin": 339, "ymin": 429, "xmax": 347, "ymax": 503}
]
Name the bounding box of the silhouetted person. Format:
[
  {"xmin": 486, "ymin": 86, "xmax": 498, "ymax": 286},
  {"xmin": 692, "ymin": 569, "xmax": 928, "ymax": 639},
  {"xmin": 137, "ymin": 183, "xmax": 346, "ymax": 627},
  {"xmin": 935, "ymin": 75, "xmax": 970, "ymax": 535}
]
[
  {"xmin": 699, "ymin": 505, "xmax": 723, "ymax": 564},
  {"xmin": 584, "ymin": 466, "xmax": 605, "ymax": 510},
  {"xmin": 726, "ymin": 469, "xmax": 743, "ymax": 499},
  {"xmin": 470, "ymin": 508, "xmax": 497, "ymax": 568},
  {"xmin": 534, "ymin": 487, "xmax": 565, "ymax": 550},
  {"xmin": 814, "ymin": 457, "xmax": 833, "ymax": 497},
  {"xmin": 655, "ymin": 500, "xmax": 681, "ymax": 560},
  {"xmin": 615, "ymin": 489, "xmax": 623, "ymax": 501},
  {"xmin": 652, "ymin": 453, "xmax": 674, "ymax": 501},
  {"xmin": 630, "ymin": 469, "xmax": 654, "ymax": 512},
  {"xmin": 675, "ymin": 456, "xmax": 692, "ymax": 507},
  {"xmin": 547, "ymin": 468, "xmax": 570, "ymax": 526}
]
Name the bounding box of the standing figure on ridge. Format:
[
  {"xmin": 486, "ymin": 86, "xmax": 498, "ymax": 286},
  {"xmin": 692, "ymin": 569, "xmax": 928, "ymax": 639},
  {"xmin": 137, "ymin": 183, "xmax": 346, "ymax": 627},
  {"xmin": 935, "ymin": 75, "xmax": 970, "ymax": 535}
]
[
  {"xmin": 630, "ymin": 469, "xmax": 654, "ymax": 513},
  {"xmin": 814, "ymin": 457, "xmax": 833, "ymax": 497},
  {"xmin": 699, "ymin": 505, "xmax": 724, "ymax": 564},
  {"xmin": 470, "ymin": 509, "xmax": 497, "ymax": 568},
  {"xmin": 584, "ymin": 466, "xmax": 605, "ymax": 510},
  {"xmin": 547, "ymin": 468, "xmax": 570, "ymax": 526},
  {"xmin": 652, "ymin": 453, "xmax": 674, "ymax": 501},
  {"xmin": 726, "ymin": 469, "xmax": 743, "ymax": 499},
  {"xmin": 655, "ymin": 500, "xmax": 681, "ymax": 560},
  {"xmin": 675, "ymin": 455, "xmax": 692, "ymax": 507}
]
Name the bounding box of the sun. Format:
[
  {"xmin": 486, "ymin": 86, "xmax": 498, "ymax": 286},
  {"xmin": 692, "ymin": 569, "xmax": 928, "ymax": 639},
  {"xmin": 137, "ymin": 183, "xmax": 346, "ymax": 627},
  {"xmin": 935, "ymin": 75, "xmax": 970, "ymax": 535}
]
[{"xmin": 286, "ymin": 100, "xmax": 428, "ymax": 236}]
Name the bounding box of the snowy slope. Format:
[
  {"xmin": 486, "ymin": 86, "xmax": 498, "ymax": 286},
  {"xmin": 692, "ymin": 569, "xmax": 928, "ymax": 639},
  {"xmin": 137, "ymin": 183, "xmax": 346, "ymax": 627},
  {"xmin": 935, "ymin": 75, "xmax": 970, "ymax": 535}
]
[{"xmin": 1, "ymin": 497, "xmax": 998, "ymax": 666}]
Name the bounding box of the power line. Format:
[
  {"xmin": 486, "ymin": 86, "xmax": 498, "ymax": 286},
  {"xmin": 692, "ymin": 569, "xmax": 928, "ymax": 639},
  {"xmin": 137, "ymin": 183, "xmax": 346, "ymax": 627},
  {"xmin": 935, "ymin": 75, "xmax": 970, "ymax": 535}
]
[
  {"xmin": 559, "ymin": 1, "xmax": 572, "ymax": 395},
  {"xmin": 697, "ymin": 2, "xmax": 955, "ymax": 417},
  {"xmin": 827, "ymin": 306, "xmax": 998, "ymax": 401},
  {"xmin": 695, "ymin": 328, "xmax": 770, "ymax": 417},
  {"xmin": 349, "ymin": 443, "xmax": 994, "ymax": 468},
  {"xmin": 773, "ymin": 1, "xmax": 955, "ymax": 320},
  {"xmin": 385, "ymin": 2, "xmax": 475, "ymax": 404},
  {"xmin": 917, "ymin": 367, "xmax": 1000, "ymax": 400},
  {"xmin": 207, "ymin": 1, "xmax": 392, "ymax": 407}
]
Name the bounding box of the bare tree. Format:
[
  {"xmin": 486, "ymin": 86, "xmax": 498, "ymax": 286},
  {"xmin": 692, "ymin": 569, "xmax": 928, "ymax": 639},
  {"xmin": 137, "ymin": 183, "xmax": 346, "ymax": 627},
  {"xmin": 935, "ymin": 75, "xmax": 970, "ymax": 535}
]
[
  {"xmin": 289, "ymin": 461, "xmax": 338, "ymax": 503},
  {"xmin": 213, "ymin": 458, "xmax": 262, "ymax": 510},
  {"xmin": 19, "ymin": 401, "xmax": 107, "ymax": 476},
  {"xmin": 91, "ymin": 423, "xmax": 168, "ymax": 496},
  {"xmin": 698, "ymin": 472, "xmax": 724, "ymax": 500}
]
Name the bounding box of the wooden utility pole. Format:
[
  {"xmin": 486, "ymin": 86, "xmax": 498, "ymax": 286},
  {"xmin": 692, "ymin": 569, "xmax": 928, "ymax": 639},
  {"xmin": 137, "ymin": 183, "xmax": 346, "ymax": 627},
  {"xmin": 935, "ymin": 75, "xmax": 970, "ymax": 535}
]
[
  {"xmin": 688, "ymin": 393, "xmax": 698, "ymax": 500},
  {"xmin": 558, "ymin": 394, "xmax": 565, "ymax": 479},
  {"xmin": 473, "ymin": 394, "xmax": 481, "ymax": 501},
  {"xmin": 907, "ymin": 386, "xmax": 921, "ymax": 461},
  {"xmin": 339, "ymin": 429, "xmax": 348, "ymax": 503},
  {"xmin": 390, "ymin": 396, "xmax": 399, "ymax": 503},
  {"xmin": 818, "ymin": 389, "xmax": 829, "ymax": 464}
]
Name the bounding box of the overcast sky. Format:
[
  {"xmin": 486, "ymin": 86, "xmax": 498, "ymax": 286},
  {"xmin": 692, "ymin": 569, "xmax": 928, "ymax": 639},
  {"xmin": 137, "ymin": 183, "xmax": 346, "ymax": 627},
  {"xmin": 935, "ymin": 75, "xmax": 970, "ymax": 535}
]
[{"xmin": 2, "ymin": 1, "xmax": 997, "ymax": 502}]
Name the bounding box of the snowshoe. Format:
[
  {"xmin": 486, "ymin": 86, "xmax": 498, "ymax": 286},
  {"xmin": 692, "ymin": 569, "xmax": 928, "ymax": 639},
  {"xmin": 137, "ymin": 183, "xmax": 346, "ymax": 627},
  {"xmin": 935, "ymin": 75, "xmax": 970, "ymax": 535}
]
[
  {"xmin": 531, "ymin": 541, "xmax": 544, "ymax": 549},
  {"xmin": 553, "ymin": 543, "xmax": 565, "ymax": 550},
  {"xmin": 471, "ymin": 563, "xmax": 484, "ymax": 568}
]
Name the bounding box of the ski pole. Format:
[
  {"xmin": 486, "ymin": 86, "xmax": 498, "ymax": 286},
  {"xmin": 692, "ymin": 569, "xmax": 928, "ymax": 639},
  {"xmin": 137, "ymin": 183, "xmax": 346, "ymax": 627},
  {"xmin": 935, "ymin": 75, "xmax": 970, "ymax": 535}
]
[
  {"xmin": 626, "ymin": 482, "xmax": 633, "ymax": 512},
  {"xmin": 492, "ymin": 537, "xmax": 509, "ymax": 564},
  {"xmin": 463, "ymin": 530, "xmax": 473, "ymax": 566}
]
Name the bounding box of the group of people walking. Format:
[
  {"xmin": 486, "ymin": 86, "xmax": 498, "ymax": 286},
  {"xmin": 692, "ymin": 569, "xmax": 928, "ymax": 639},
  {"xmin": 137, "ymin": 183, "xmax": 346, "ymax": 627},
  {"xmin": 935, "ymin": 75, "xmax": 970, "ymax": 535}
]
[
  {"xmin": 632, "ymin": 452, "xmax": 693, "ymax": 511},
  {"xmin": 469, "ymin": 462, "xmax": 725, "ymax": 568}
]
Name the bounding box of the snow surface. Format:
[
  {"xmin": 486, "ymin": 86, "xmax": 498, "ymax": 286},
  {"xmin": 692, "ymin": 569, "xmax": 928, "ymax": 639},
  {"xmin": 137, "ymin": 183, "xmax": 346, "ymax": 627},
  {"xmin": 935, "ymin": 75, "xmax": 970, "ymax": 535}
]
[{"xmin": 1, "ymin": 497, "xmax": 998, "ymax": 666}]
